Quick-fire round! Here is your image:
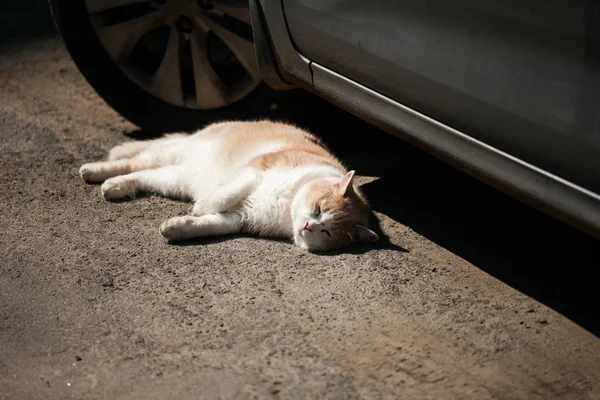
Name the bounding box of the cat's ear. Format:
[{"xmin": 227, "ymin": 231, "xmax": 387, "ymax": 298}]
[
  {"xmin": 355, "ymin": 225, "xmax": 379, "ymax": 243},
  {"xmin": 334, "ymin": 170, "xmax": 355, "ymax": 196}
]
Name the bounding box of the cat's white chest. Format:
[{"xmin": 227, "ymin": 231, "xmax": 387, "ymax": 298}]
[{"xmin": 241, "ymin": 170, "xmax": 296, "ymax": 237}]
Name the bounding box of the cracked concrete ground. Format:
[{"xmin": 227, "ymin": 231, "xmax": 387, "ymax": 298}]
[{"xmin": 0, "ymin": 4, "xmax": 599, "ymax": 399}]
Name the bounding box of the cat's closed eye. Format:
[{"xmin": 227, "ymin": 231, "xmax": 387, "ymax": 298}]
[{"xmin": 313, "ymin": 205, "xmax": 321, "ymax": 217}]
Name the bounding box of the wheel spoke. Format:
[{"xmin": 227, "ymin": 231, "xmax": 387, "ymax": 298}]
[
  {"xmin": 151, "ymin": 27, "xmax": 184, "ymax": 105},
  {"xmin": 190, "ymin": 29, "xmax": 229, "ymax": 108},
  {"xmin": 85, "ymin": 0, "xmax": 149, "ymax": 14},
  {"xmin": 197, "ymin": 14, "xmax": 260, "ymax": 81},
  {"xmin": 95, "ymin": 9, "xmax": 166, "ymax": 61},
  {"xmin": 213, "ymin": 0, "xmax": 251, "ymax": 24}
]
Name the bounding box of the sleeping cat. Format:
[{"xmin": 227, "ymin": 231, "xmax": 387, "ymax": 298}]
[{"xmin": 79, "ymin": 120, "xmax": 378, "ymax": 251}]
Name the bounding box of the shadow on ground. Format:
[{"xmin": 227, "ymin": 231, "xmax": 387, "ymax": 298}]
[{"xmin": 0, "ymin": 1, "xmax": 56, "ymax": 44}]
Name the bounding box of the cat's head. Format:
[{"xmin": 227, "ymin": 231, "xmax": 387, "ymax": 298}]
[{"xmin": 291, "ymin": 171, "xmax": 379, "ymax": 251}]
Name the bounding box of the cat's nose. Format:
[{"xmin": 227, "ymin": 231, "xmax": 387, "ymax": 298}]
[{"xmin": 304, "ymin": 222, "xmax": 313, "ymax": 232}]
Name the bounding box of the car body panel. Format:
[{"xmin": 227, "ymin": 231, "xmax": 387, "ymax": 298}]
[{"xmin": 282, "ymin": 0, "xmax": 600, "ymax": 193}]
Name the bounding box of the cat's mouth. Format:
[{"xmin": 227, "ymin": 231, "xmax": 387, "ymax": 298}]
[{"xmin": 300, "ymin": 223, "xmax": 333, "ymax": 239}]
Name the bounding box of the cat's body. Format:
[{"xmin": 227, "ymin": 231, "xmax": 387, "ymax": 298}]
[{"xmin": 80, "ymin": 120, "xmax": 378, "ymax": 251}]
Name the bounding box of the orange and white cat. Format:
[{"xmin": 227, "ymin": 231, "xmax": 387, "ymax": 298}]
[{"xmin": 79, "ymin": 120, "xmax": 378, "ymax": 251}]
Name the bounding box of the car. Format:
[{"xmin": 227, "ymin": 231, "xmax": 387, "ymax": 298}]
[{"xmin": 50, "ymin": 0, "xmax": 600, "ymax": 239}]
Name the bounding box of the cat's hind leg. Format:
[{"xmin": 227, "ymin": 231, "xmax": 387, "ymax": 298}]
[
  {"xmin": 80, "ymin": 159, "xmax": 143, "ymax": 183},
  {"xmin": 81, "ymin": 134, "xmax": 189, "ymax": 183},
  {"xmin": 101, "ymin": 165, "xmax": 190, "ymax": 200},
  {"xmin": 159, "ymin": 213, "xmax": 243, "ymax": 241}
]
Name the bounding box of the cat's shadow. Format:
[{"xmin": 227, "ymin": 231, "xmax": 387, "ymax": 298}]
[
  {"xmin": 124, "ymin": 129, "xmax": 171, "ymax": 140},
  {"xmin": 169, "ymin": 233, "xmax": 264, "ymax": 247},
  {"xmin": 319, "ymin": 213, "xmax": 409, "ymax": 256}
]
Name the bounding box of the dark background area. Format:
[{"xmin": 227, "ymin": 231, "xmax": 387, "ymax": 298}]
[{"xmin": 1, "ymin": 0, "xmax": 598, "ymax": 337}]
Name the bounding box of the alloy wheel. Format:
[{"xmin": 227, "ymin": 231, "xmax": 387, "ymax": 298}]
[{"xmin": 85, "ymin": 0, "xmax": 260, "ymax": 109}]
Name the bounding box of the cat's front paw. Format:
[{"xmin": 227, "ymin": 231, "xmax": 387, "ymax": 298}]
[
  {"xmin": 159, "ymin": 216, "xmax": 192, "ymax": 241},
  {"xmin": 101, "ymin": 177, "xmax": 135, "ymax": 200},
  {"xmin": 79, "ymin": 163, "xmax": 104, "ymax": 183}
]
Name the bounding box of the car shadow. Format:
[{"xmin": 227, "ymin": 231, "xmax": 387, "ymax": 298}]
[
  {"xmin": 0, "ymin": 0, "xmax": 57, "ymax": 44},
  {"xmin": 314, "ymin": 108, "xmax": 600, "ymax": 337}
]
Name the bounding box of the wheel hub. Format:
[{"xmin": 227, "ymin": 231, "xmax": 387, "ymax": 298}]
[{"xmin": 175, "ymin": 16, "xmax": 193, "ymax": 33}]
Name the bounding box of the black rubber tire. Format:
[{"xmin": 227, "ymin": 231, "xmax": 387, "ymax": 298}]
[{"xmin": 49, "ymin": 0, "xmax": 270, "ymax": 132}]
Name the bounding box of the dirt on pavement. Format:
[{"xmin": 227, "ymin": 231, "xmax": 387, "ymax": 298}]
[{"xmin": 1, "ymin": 6, "xmax": 599, "ymax": 400}]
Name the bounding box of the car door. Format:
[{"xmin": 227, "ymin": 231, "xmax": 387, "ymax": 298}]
[{"xmin": 282, "ymin": 0, "xmax": 600, "ymax": 193}]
